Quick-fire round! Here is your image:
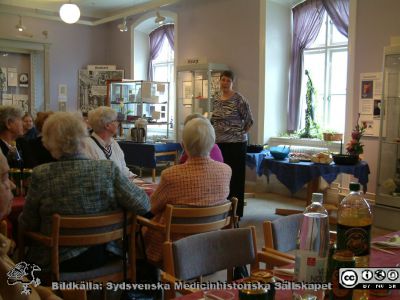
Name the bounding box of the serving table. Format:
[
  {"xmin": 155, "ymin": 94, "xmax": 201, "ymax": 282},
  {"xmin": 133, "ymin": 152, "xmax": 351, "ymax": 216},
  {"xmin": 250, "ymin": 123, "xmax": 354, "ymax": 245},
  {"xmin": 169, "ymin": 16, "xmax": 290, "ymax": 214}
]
[
  {"xmin": 118, "ymin": 141, "xmax": 182, "ymax": 182},
  {"xmin": 246, "ymin": 151, "xmax": 370, "ymax": 206}
]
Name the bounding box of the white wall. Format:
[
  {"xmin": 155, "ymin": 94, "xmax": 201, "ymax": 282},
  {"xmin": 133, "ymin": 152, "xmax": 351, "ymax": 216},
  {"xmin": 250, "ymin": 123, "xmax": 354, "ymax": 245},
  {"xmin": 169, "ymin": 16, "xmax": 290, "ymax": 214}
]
[
  {"xmin": 264, "ymin": 0, "xmax": 291, "ymax": 142},
  {"xmin": 133, "ymin": 29, "xmax": 149, "ymax": 80}
]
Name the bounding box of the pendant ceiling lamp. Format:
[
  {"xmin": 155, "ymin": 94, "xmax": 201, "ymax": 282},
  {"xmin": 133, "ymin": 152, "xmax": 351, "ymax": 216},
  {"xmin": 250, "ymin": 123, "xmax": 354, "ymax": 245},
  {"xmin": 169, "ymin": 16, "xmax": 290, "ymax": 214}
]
[
  {"xmin": 155, "ymin": 11, "xmax": 165, "ymax": 25},
  {"xmin": 16, "ymin": 15, "xmax": 26, "ymax": 32},
  {"xmin": 59, "ymin": 1, "xmax": 81, "ymax": 24},
  {"xmin": 118, "ymin": 18, "xmax": 128, "ymax": 32}
]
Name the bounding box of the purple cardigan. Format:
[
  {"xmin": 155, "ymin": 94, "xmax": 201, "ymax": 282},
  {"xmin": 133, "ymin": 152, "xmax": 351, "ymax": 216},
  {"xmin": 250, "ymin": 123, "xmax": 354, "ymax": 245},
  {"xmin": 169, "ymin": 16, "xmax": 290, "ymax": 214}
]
[{"xmin": 179, "ymin": 144, "xmax": 224, "ymax": 164}]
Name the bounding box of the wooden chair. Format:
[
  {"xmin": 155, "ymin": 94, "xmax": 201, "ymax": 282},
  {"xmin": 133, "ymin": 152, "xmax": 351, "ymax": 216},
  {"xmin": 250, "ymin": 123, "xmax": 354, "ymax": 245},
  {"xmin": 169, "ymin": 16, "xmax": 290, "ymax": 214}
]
[
  {"xmin": 137, "ymin": 197, "xmax": 238, "ymax": 266},
  {"xmin": 162, "ymin": 226, "xmax": 260, "ymax": 300},
  {"xmin": 19, "ymin": 211, "xmax": 137, "ymax": 299}
]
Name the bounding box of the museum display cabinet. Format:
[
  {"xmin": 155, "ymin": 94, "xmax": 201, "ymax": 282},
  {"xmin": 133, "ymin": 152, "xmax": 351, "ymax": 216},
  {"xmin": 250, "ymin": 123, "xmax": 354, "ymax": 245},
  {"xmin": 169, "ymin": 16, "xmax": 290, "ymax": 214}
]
[
  {"xmin": 107, "ymin": 80, "xmax": 170, "ymax": 140},
  {"xmin": 374, "ymin": 45, "xmax": 400, "ymax": 230},
  {"xmin": 176, "ymin": 63, "xmax": 229, "ymax": 140}
]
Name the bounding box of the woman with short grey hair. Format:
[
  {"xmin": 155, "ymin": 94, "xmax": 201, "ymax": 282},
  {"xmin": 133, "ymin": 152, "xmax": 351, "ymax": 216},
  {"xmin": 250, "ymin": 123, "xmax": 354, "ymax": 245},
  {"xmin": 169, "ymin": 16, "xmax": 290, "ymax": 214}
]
[
  {"xmin": 145, "ymin": 117, "xmax": 231, "ymax": 262},
  {"xmin": 179, "ymin": 114, "xmax": 223, "ymax": 163},
  {"xmin": 182, "ymin": 118, "xmax": 215, "ymax": 157},
  {"xmin": 42, "ymin": 112, "xmax": 87, "ymax": 159},
  {"xmin": 0, "ymin": 105, "xmax": 24, "ymax": 158},
  {"xmin": 20, "ymin": 111, "xmax": 150, "ymax": 272},
  {"xmin": 83, "ymin": 106, "xmax": 135, "ymax": 178}
]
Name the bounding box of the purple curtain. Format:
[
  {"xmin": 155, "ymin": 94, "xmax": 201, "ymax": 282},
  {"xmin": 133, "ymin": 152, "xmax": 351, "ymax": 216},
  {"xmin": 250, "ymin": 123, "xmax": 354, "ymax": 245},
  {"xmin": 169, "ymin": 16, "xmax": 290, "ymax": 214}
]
[
  {"xmin": 287, "ymin": 0, "xmax": 325, "ymax": 131},
  {"xmin": 147, "ymin": 24, "xmax": 175, "ymax": 80},
  {"xmin": 322, "ymin": 0, "xmax": 349, "ymax": 37},
  {"xmin": 164, "ymin": 24, "xmax": 174, "ymax": 51}
]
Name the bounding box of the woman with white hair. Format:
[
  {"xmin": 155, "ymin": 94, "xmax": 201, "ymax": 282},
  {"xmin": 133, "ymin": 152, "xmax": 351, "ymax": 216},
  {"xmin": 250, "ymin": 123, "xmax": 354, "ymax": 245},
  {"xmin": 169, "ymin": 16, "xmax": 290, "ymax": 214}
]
[
  {"xmin": 179, "ymin": 113, "xmax": 223, "ymax": 164},
  {"xmin": 83, "ymin": 106, "xmax": 135, "ymax": 178},
  {"xmin": 144, "ymin": 117, "xmax": 232, "ymax": 263},
  {"xmin": 19, "ymin": 112, "xmax": 150, "ymax": 272}
]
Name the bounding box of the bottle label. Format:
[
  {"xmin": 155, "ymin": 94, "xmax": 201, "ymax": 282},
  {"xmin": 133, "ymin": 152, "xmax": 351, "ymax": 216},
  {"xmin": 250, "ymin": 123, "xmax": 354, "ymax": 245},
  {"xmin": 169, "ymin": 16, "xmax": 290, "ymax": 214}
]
[
  {"xmin": 336, "ymin": 224, "xmax": 371, "ymax": 256},
  {"xmin": 295, "ymin": 250, "xmax": 327, "ymax": 283}
]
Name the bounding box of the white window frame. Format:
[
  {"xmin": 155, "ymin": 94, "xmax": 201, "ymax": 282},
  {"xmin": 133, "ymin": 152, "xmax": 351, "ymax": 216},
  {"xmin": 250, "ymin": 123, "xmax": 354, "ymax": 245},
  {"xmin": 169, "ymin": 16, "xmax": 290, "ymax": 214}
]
[{"xmin": 302, "ymin": 13, "xmax": 348, "ymax": 133}]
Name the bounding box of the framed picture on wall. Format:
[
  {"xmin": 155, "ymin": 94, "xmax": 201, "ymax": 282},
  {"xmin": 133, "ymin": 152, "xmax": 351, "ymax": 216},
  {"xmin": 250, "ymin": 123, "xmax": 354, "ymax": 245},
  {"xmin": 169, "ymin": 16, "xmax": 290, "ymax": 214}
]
[{"xmin": 78, "ymin": 69, "xmax": 124, "ymax": 112}]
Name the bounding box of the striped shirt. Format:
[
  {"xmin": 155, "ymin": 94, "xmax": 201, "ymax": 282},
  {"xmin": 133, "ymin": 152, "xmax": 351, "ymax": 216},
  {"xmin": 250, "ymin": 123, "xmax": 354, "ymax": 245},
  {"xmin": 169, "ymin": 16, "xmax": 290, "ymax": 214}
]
[{"xmin": 211, "ymin": 92, "xmax": 254, "ymax": 143}]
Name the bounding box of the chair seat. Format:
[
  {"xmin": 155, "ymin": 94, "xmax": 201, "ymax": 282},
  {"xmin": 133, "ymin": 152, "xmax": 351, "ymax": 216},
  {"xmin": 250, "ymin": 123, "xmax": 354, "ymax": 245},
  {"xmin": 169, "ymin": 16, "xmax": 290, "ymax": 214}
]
[{"xmin": 60, "ymin": 258, "xmax": 127, "ymax": 281}]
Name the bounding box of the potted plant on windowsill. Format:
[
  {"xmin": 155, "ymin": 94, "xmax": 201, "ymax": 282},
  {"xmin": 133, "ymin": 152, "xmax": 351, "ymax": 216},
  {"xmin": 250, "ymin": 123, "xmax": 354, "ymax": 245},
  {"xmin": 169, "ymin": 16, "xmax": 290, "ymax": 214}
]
[
  {"xmin": 322, "ymin": 130, "xmax": 343, "ymax": 142},
  {"xmin": 298, "ymin": 70, "xmax": 321, "ymax": 139}
]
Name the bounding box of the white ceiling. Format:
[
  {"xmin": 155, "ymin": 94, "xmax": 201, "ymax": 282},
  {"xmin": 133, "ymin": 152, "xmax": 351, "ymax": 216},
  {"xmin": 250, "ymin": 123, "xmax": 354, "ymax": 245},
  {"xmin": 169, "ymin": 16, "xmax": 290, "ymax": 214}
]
[
  {"xmin": 0, "ymin": 0, "xmax": 302, "ymax": 26},
  {"xmin": 0, "ymin": 0, "xmax": 181, "ymax": 25}
]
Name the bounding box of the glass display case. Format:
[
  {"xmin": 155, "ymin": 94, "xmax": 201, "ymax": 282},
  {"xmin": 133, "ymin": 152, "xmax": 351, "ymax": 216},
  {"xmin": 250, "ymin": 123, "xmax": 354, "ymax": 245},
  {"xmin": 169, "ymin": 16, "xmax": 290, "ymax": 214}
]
[
  {"xmin": 374, "ymin": 45, "xmax": 400, "ymax": 230},
  {"xmin": 107, "ymin": 80, "xmax": 170, "ymax": 140},
  {"xmin": 176, "ymin": 63, "xmax": 229, "ymax": 140}
]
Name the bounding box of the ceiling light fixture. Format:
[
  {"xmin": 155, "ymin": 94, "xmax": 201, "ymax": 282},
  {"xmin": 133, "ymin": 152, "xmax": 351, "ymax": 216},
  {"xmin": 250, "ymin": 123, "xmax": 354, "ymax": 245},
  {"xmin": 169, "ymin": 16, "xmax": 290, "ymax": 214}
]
[
  {"xmin": 16, "ymin": 16, "xmax": 26, "ymax": 32},
  {"xmin": 118, "ymin": 18, "xmax": 128, "ymax": 32},
  {"xmin": 155, "ymin": 11, "xmax": 166, "ymax": 25},
  {"xmin": 59, "ymin": 1, "xmax": 80, "ymax": 24}
]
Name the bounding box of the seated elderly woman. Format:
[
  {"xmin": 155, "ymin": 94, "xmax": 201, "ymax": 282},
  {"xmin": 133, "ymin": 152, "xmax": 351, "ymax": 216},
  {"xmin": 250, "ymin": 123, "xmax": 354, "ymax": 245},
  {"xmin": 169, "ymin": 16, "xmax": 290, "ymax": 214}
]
[
  {"xmin": 19, "ymin": 112, "xmax": 150, "ymax": 272},
  {"xmin": 83, "ymin": 106, "xmax": 135, "ymax": 178},
  {"xmin": 21, "ymin": 112, "xmax": 38, "ymax": 140},
  {"xmin": 21, "ymin": 111, "xmax": 55, "ymax": 168},
  {"xmin": 0, "ymin": 152, "xmax": 61, "ymax": 300},
  {"xmin": 179, "ymin": 113, "xmax": 224, "ymax": 164},
  {"xmin": 0, "ymin": 105, "xmax": 24, "ymax": 159},
  {"xmin": 144, "ymin": 117, "xmax": 232, "ymax": 263}
]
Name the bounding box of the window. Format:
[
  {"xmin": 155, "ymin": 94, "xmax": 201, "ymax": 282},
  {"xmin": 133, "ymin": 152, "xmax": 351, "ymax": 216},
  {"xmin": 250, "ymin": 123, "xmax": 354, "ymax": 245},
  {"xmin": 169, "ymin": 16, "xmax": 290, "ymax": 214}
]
[
  {"xmin": 300, "ymin": 12, "xmax": 348, "ymax": 134},
  {"xmin": 152, "ymin": 37, "xmax": 174, "ymax": 83},
  {"xmin": 151, "ymin": 34, "xmax": 175, "ymax": 137}
]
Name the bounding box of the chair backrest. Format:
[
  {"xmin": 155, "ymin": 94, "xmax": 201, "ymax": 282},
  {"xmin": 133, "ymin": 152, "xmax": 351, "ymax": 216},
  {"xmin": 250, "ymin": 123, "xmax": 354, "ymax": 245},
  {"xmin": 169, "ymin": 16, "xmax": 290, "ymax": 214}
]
[
  {"xmin": 164, "ymin": 197, "xmax": 238, "ymax": 241},
  {"xmin": 263, "ymin": 213, "xmax": 303, "ymax": 253},
  {"xmin": 21, "ymin": 211, "xmax": 136, "ymax": 283},
  {"xmin": 163, "ymin": 227, "xmax": 257, "ymax": 281}
]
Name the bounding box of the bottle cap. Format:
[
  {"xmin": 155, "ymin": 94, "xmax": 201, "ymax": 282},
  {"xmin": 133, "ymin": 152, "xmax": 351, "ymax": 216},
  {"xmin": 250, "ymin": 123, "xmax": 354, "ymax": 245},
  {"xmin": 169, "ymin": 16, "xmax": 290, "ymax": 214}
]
[
  {"xmin": 349, "ymin": 182, "xmax": 360, "ymax": 191},
  {"xmin": 311, "ymin": 192, "xmax": 323, "ymax": 203}
]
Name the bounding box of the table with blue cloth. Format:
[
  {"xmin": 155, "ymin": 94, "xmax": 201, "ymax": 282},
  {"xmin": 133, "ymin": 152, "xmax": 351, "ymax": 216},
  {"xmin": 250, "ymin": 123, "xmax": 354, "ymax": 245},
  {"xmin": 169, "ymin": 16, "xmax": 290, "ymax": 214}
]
[
  {"xmin": 246, "ymin": 151, "xmax": 370, "ymax": 206},
  {"xmin": 263, "ymin": 157, "xmax": 370, "ymax": 205},
  {"xmin": 246, "ymin": 150, "xmax": 268, "ymax": 177},
  {"xmin": 118, "ymin": 141, "xmax": 182, "ymax": 182}
]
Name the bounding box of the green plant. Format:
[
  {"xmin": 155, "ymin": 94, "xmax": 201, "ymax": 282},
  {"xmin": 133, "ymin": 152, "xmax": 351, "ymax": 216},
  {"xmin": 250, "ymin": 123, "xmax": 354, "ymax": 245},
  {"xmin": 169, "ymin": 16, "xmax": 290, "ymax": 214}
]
[
  {"xmin": 346, "ymin": 114, "xmax": 366, "ymax": 155},
  {"xmin": 299, "ymin": 70, "xmax": 320, "ymax": 139}
]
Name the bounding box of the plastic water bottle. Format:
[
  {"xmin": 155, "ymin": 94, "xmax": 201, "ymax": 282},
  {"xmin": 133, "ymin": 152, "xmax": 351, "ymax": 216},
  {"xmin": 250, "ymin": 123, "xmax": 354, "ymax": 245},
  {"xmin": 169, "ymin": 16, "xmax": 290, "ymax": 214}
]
[{"xmin": 294, "ymin": 193, "xmax": 330, "ymax": 300}]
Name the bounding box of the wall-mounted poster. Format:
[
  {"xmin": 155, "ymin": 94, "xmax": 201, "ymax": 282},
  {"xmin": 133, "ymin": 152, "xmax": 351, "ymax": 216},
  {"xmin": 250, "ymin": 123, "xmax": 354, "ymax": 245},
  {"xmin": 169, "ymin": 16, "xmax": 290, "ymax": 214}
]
[
  {"xmin": 0, "ymin": 67, "xmax": 7, "ymax": 91},
  {"xmin": 359, "ymin": 72, "xmax": 383, "ymax": 137},
  {"xmin": 78, "ymin": 69, "xmax": 124, "ymax": 112}
]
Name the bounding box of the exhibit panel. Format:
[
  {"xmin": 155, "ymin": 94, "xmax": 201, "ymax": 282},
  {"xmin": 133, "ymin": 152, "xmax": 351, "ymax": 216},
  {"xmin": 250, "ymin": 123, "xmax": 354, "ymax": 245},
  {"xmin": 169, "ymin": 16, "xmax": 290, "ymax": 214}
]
[
  {"xmin": 176, "ymin": 63, "xmax": 229, "ymax": 140},
  {"xmin": 107, "ymin": 80, "xmax": 170, "ymax": 140}
]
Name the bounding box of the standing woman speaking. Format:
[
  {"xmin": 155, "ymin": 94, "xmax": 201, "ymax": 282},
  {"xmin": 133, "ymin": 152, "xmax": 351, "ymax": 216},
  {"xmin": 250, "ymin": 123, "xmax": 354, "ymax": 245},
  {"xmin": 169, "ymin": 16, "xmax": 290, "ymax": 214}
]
[{"xmin": 211, "ymin": 70, "xmax": 253, "ymax": 217}]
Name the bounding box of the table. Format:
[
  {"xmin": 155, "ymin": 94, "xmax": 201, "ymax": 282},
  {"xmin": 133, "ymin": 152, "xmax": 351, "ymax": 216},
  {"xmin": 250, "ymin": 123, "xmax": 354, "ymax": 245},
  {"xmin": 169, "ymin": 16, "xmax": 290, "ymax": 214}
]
[
  {"xmin": 246, "ymin": 150, "xmax": 268, "ymax": 177},
  {"xmin": 263, "ymin": 157, "xmax": 370, "ymax": 206},
  {"xmin": 119, "ymin": 141, "xmax": 182, "ymax": 182},
  {"xmin": 174, "ymin": 231, "xmax": 400, "ymax": 300}
]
